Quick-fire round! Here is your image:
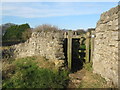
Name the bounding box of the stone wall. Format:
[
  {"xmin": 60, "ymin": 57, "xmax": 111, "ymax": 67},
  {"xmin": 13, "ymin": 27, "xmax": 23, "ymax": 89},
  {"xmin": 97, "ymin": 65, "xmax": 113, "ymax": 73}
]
[
  {"xmin": 93, "ymin": 6, "xmax": 119, "ymax": 86},
  {"xmin": 11, "ymin": 30, "xmax": 65, "ymax": 67}
]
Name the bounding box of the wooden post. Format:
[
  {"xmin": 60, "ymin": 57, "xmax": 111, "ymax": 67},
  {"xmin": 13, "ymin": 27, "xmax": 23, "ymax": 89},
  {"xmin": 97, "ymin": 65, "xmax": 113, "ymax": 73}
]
[
  {"xmin": 90, "ymin": 31, "xmax": 95, "ymax": 62},
  {"xmin": 86, "ymin": 32, "xmax": 90, "ymax": 63},
  {"xmin": 64, "ymin": 32, "xmax": 67, "ymax": 38},
  {"xmin": 75, "ymin": 32, "xmax": 77, "ymax": 35},
  {"xmin": 67, "ymin": 31, "xmax": 72, "ymax": 70}
]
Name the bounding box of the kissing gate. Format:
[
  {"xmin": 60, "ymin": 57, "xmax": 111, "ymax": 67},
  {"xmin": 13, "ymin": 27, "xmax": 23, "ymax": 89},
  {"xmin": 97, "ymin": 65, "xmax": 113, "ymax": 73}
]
[{"xmin": 64, "ymin": 31, "xmax": 95, "ymax": 71}]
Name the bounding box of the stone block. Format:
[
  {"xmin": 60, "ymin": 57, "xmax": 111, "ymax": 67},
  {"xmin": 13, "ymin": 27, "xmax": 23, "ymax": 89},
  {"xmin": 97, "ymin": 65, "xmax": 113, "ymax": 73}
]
[{"xmin": 93, "ymin": 6, "xmax": 119, "ymax": 87}]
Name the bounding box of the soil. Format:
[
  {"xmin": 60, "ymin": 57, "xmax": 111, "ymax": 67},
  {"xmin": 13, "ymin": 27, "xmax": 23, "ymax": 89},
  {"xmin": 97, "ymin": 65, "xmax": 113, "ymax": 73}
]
[
  {"xmin": 67, "ymin": 68, "xmax": 115, "ymax": 88},
  {"xmin": 68, "ymin": 69, "xmax": 86, "ymax": 88}
]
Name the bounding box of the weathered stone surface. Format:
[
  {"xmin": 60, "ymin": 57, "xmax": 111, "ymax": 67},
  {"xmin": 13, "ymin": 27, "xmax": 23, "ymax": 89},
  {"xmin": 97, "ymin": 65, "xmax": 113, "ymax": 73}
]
[
  {"xmin": 93, "ymin": 6, "xmax": 119, "ymax": 87},
  {"xmin": 10, "ymin": 30, "xmax": 65, "ymax": 68}
]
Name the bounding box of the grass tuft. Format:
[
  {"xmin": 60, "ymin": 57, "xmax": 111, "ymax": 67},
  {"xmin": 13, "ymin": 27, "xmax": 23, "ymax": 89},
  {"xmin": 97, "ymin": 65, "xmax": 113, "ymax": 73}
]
[
  {"xmin": 83, "ymin": 62, "xmax": 93, "ymax": 72},
  {"xmin": 2, "ymin": 56, "xmax": 69, "ymax": 88}
]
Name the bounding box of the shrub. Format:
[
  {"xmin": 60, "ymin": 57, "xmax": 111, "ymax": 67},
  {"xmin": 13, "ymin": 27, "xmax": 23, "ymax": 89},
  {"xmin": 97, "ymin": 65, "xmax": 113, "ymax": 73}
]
[
  {"xmin": 22, "ymin": 28, "xmax": 32, "ymax": 41},
  {"xmin": 34, "ymin": 24, "xmax": 59, "ymax": 33},
  {"xmin": 76, "ymin": 29, "xmax": 86, "ymax": 35},
  {"xmin": 2, "ymin": 23, "xmax": 31, "ymax": 46},
  {"xmin": 2, "ymin": 57, "xmax": 69, "ymax": 88}
]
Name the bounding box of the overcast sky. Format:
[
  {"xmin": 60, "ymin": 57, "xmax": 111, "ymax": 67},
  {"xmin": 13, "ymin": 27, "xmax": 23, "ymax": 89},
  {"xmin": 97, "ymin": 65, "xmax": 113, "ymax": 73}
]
[{"xmin": 1, "ymin": 2, "xmax": 118, "ymax": 30}]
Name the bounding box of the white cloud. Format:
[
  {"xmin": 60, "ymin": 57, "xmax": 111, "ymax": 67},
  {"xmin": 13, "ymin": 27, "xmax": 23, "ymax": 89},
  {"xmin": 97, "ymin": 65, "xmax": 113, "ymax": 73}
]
[{"xmin": 1, "ymin": 2, "xmax": 118, "ymax": 18}]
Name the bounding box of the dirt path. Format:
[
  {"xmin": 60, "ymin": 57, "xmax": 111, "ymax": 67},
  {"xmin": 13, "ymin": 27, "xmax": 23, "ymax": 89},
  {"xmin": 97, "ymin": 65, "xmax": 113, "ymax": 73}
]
[
  {"xmin": 67, "ymin": 68, "xmax": 115, "ymax": 88},
  {"xmin": 68, "ymin": 69, "xmax": 86, "ymax": 88}
]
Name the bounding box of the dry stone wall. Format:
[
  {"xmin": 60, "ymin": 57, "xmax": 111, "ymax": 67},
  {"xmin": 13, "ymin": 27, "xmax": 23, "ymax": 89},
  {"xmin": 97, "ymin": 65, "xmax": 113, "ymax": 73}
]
[
  {"xmin": 11, "ymin": 31, "xmax": 65, "ymax": 67},
  {"xmin": 93, "ymin": 6, "xmax": 119, "ymax": 87}
]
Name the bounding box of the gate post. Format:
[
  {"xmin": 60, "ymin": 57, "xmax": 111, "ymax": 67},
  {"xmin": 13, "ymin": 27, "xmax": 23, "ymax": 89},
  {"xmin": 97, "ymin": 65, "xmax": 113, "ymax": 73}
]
[
  {"xmin": 90, "ymin": 31, "xmax": 95, "ymax": 62},
  {"xmin": 86, "ymin": 32, "xmax": 90, "ymax": 63},
  {"xmin": 64, "ymin": 32, "xmax": 67, "ymax": 38},
  {"xmin": 67, "ymin": 31, "xmax": 72, "ymax": 70}
]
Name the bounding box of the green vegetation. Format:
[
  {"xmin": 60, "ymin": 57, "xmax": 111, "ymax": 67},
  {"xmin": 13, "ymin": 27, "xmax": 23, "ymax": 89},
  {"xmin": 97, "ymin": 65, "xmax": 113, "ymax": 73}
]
[
  {"xmin": 80, "ymin": 45, "xmax": 86, "ymax": 50},
  {"xmin": 2, "ymin": 23, "xmax": 31, "ymax": 46},
  {"xmin": 78, "ymin": 62, "xmax": 114, "ymax": 88},
  {"xmin": 83, "ymin": 62, "xmax": 93, "ymax": 72},
  {"xmin": 76, "ymin": 29, "xmax": 86, "ymax": 35},
  {"xmin": 2, "ymin": 57, "xmax": 69, "ymax": 88},
  {"xmin": 87, "ymin": 28, "xmax": 95, "ymax": 33},
  {"xmin": 78, "ymin": 70, "xmax": 108, "ymax": 88},
  {"xmin": 1, "ymin": 23, "xmax": 15, "ymax": 36}
]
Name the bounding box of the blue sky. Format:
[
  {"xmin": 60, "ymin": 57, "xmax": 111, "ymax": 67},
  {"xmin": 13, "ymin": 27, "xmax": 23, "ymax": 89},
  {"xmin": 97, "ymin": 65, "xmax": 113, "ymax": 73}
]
[{"xmin": 2, "ymin": 2, "xmax": 118, "ymax": 30}]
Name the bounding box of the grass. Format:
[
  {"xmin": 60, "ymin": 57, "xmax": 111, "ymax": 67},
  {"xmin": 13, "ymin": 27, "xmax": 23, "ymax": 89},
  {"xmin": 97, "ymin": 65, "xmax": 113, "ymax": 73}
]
[
  {"xmin": 2, "ymin": 56, "xmax": 69, "ymax": 88},
  {"xmin": 80, "ymin": 45, "xmax": 86, "ymax": 50},
  {"xmin": 2, "ymin": 49, "xmax": 115, "ymax": 88},
  {"xmin": 34, "ymin": 56, "xmax": 56, "ymax": 70},
  {"xmin": 78, "ymin": 62, "xmax": 114, "ymax": 88},
  {"xmin": 78, "ymin": 70, "xmax": 108, "ymax": 88},
  {"xmin": 83, "ymin": 62, "xmax": 93, "ymax": 72}
]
